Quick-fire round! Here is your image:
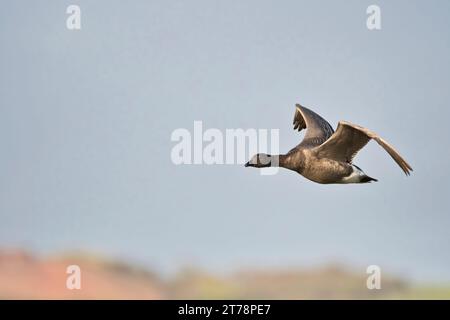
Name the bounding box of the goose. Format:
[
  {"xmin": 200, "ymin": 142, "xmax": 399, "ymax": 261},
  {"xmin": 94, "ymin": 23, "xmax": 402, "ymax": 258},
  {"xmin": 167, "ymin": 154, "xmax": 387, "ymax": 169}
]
[{"xmin": 245, "ymin": 104, "xmax": 412, "ymax": 184}]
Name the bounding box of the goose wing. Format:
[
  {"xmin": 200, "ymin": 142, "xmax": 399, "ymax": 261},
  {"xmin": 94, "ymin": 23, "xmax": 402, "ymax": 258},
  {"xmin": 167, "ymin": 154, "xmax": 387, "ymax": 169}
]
[
  {"xmin": 292, "ymin": 104, "xmax": 334, "ymax": 148},
  {"xmin": 313, "ymin": 121, "xmax": 413, "ymax": 175}
]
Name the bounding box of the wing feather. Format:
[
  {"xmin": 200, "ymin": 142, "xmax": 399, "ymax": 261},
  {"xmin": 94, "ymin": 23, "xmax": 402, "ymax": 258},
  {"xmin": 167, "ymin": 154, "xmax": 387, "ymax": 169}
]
[
  {"xmin": 292, "ymin": 104, "xmax": 334, "ymax": 148},
  {"xmin": 314, "ymin": 121, "xmax": 413, "ymax": 175}
]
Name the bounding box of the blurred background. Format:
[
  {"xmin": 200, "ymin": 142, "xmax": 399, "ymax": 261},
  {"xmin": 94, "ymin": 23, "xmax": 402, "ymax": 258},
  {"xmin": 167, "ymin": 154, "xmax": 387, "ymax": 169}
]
[{"xmin": 1, "ymin": 1, "xmax": 450, "ymax": 299}]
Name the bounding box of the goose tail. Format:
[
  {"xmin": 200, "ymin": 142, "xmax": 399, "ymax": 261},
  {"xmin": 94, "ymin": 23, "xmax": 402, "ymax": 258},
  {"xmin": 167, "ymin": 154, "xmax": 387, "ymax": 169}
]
[{"xmin": 360, "ymin": 175, "xmax": 378, "ymax": 183}]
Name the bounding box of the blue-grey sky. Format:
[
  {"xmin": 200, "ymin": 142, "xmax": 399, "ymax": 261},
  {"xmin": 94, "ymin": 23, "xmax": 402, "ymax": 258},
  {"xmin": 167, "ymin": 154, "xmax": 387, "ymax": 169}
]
[{"xmin": 1, "ymin": 1, "xmax": 450, "ymax": 283}]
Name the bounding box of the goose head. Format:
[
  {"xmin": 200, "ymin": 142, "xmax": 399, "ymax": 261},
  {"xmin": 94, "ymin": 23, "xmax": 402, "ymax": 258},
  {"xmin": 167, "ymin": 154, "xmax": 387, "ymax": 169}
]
[{"xmin": 245, "ymin": 153, "xmax": 272, "ymax": 168}]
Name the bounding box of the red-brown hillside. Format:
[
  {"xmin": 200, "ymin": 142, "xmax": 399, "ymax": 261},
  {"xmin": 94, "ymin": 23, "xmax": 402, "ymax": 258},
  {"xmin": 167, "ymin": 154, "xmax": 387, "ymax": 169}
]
[{"xmin": 0, "ymin": 250, "xmax": 165, "ymax": 299}]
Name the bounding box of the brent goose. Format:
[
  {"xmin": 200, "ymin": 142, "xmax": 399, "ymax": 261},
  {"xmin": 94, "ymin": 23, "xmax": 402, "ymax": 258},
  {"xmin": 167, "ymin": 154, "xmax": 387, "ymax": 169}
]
[{"xmin": 245, "ymin": 104, "xmax": 412, "ymax": 184}]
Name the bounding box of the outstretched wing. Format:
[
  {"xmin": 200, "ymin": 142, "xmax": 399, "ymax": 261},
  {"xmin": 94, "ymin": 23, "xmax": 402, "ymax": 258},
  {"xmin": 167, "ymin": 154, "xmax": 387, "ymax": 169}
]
[
  {"xmin": 313, "ymin": 121, "xmax": 413, "ymax": 175},
  {"xmin": 292, "ymin": 104, "xmax": 334, "ymax": 148}
]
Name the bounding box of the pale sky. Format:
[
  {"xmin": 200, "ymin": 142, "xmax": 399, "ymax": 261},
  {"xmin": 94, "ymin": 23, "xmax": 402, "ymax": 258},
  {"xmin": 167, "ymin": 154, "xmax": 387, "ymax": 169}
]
[{"xmin": 1, "ymin": 0, "xmax": 450, "ymax": 282}]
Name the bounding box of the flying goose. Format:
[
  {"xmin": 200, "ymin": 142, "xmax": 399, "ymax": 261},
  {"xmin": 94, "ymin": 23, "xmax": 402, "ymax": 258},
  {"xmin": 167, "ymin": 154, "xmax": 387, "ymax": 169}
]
[{"xmin": 245, "ymin": 104, "xmax": 412, "ymax": 184}]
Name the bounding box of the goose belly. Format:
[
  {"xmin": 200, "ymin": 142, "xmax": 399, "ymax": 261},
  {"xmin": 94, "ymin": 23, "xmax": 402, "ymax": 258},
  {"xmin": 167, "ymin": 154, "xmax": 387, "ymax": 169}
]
[{"xmin": 300, "ymin": 159, "xmax": 353, "ymax": 184}]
